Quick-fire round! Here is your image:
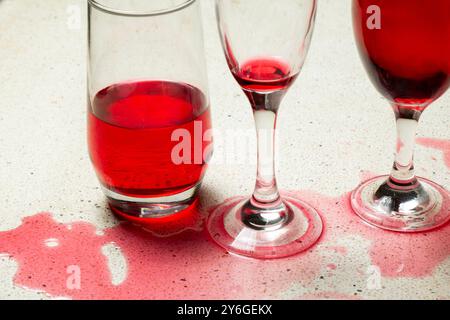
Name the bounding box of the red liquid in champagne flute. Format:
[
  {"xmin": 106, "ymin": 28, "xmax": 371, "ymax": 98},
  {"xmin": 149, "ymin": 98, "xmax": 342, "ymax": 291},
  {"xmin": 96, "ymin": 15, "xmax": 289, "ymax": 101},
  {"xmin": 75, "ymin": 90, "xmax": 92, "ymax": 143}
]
[
  {"xmin": 88, "ymin": 80, "xmax": 212, "ymax": 198},
  {"xmin": 353, "ymin": 0, "xmax": 450, "ymax": 107},
  {"xmin": 232, "ymin": 58, "xmax": 298, "ymax": 92}
]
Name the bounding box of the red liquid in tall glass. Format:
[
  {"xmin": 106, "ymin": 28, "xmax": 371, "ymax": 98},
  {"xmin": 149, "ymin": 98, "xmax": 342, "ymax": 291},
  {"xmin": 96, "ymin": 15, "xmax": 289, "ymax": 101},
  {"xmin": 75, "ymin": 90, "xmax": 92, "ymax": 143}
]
[
  {"xmin": 353, "ymin": 0, "xmax": 450, "ymax": 106},
  {"xmin": 88, "ymin": 80, "xmax": 212, "ymax": 198}
]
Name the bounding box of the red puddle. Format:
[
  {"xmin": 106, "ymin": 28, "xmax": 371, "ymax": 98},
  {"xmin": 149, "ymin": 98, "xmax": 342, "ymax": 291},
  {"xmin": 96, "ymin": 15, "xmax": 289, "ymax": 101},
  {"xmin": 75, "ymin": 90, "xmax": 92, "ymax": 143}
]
[
  {"xmin": 1, "ymin": 189, "xmax": 449, "ymax": 299},
  {"xmin": 417, "ymin": 137, "xmax": 450, "ymax": 169},
  {"xmin": 291, "ymin": 190, "xmax": 450, "ymax": 278},
  {"xmin": 327, "ymin": 264, "xmax": 337, "ymax": 271},
  {"xmin": 0, "ymin": 139, "xmax": 449, "ymax": 299},
  {"xmin": 0, "ymin": 212, "xmax": 321, "ymax": 300}
]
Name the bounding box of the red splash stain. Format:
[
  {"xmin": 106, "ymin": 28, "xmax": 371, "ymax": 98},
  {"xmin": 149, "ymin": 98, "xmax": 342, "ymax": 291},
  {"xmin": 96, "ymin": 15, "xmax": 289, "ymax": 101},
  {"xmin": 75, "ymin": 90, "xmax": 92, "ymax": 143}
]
[
  {"xmin": 0, "ymin": 212, "xmax": 321, "ymax": 300},
  {"xmin": 417, "ymin": 137, "xmax": 450, "ymax": 169},
  {"xmin": 0, "ymin": 213, "xmax": 109, "ymax": 298},
  {"xmin": 326, "ymin": 264, "xmax": 337, "ymax": 271},
  {"xmin": 1, "ymin": 163, "xmax": 449, "ymax": 298},
  {"xmin": 291, "ymin": 190, "xmax": 450, "ymax": 278},
  {"xmin": 324, "ymin": 246, "xmax": 348, "ymax": 256}
]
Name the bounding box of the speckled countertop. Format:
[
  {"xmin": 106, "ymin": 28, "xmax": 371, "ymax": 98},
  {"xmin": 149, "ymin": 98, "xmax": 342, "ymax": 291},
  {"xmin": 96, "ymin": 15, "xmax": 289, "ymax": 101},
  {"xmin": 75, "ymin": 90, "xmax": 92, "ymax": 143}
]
[{"xmin": 0, "ymin": 0, "xmax": 449, "ymax": 300}]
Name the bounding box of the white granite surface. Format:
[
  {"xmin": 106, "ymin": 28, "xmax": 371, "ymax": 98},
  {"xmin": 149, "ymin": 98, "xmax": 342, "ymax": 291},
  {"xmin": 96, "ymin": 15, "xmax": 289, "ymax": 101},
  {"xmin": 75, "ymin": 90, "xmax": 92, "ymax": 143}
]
[{"xmin": 0, "ymin": 0, "xmax": 449, "ymax": 300}]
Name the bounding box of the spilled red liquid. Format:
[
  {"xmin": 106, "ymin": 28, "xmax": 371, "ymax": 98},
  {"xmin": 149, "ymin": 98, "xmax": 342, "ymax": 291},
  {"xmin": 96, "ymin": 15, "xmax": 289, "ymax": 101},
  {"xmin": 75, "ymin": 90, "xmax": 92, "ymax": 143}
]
[
  {"xmin": 1, "ymin": 189, "xmax": 449, "ymax": 299},
  {"xmin": 417, "ymin": 137, "xmax": 450, "ymax": 169},
  {"xmin": 0, "ymin": 212, "xmax": 321, "ymax": 300},
  {"xmin": 0, "ymin": 140, "xmax": 449, "ymax": 299},
  {"xmin": 291, "ymin": 190, "xmax": 450, "ymax": 278}
]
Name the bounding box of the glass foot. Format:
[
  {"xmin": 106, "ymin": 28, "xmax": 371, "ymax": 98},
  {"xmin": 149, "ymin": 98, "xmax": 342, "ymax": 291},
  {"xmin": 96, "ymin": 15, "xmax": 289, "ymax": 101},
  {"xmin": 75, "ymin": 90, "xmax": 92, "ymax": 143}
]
[
  {"xmin": 351, "ymin": 176, "xmax": 450, "ymax": 232},
  {"xmin": 207, "ymin": 196, "xmax": 323, "ymax": 259},
  {"xmin": 104, "ymin": 184, "xmax": 201, "ymax": 219}
]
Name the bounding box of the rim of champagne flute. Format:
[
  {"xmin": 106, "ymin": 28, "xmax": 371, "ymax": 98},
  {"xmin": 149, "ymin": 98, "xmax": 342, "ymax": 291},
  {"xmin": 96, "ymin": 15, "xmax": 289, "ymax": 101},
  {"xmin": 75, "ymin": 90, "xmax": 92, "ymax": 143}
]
[{"xmin": 88, "ymin": 0, "xmax": 197, "ymax": 17}]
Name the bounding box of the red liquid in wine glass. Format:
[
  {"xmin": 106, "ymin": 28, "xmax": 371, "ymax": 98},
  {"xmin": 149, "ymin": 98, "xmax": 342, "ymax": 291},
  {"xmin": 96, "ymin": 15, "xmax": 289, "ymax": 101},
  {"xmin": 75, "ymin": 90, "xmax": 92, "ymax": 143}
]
[
  {"xmin": 353, "ymin": 0, "xmax": 450, "ymax": 107},
  {"xmin": 232, "ymin": 58, "xmax": 297, "ymax": 92},
  {"xmin": 88, "ymin": 80, "xmax": 212, "ymax": 198}
]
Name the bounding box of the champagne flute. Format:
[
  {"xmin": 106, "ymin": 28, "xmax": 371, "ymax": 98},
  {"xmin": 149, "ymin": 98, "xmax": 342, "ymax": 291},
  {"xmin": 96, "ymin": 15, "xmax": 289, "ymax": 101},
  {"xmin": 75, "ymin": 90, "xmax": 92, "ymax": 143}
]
[{"xmin": 207, "ymin": 0, "xmax": 323, "ymax": 259}]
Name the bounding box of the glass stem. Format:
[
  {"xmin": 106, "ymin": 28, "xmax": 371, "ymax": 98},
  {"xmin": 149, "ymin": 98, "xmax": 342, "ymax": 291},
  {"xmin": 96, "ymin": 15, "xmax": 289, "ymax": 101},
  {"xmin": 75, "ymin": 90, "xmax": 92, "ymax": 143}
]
[
  {"xmin": 240, "ymin": 91, "xmax": 288, "ymax": 230},
  {"xmin": 246, "ymin": 90, "xmax": 286, "ymax": 208},
  {"xmin": 252, "ymin": 108, "xmax": 281, "ymax": 205},
  {"xmin": 388, "ymin": 104, "xmax": 423, "ymax": 188}
]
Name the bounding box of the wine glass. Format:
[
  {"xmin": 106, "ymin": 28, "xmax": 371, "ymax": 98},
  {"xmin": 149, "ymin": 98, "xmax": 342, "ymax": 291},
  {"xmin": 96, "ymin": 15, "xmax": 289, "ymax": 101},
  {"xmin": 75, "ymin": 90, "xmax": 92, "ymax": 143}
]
[
  {"xmin": 87, "ymin": 0, "xmax": 213, "ymax": 223},
  {"xmin": 351, "ymin": 0, "xmax": 450, "ymax": 232},
  {"xmin": 207, "ymin": 0, "xmax": 323, "ymax": 259}
]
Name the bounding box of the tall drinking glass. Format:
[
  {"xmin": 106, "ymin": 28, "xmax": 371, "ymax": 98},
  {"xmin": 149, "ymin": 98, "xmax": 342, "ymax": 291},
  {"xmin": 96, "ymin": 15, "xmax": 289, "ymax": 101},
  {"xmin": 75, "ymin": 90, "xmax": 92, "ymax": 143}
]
[
  {"xmin": 87, "ymin": 0, "xmax": 213, "ymax": 222},
  {"xmin": 207, "ymin": 0, "xmax": 323, "ymax": 259},
  {"xmin": 352, "ymin": 0, "xmax": 450, "ymax": 232}
]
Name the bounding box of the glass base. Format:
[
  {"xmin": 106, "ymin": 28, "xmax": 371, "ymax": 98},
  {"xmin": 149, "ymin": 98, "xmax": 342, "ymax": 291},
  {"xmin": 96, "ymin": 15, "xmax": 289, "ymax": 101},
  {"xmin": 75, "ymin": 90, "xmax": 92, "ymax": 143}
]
[
  {"xmin": 207, "ymin": 196, "xmax": 323, "ymax": 259},
  {"xmin": 104, "ymin": 184, "xmax": 201, "ymax": 219},
  {"xmin": 351, "ymin": 176, "xmax": 450, "ymax": 232}
]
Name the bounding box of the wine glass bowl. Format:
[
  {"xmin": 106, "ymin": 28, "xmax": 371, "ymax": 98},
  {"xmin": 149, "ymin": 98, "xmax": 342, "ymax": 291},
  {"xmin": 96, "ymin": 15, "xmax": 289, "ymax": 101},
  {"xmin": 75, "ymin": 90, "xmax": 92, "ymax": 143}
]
[
  {"xmin": 207, "ymin": 0, "xmax": 323, "ymax": 259},
  {"xmin": 353, "ymin": 0, "xmax": 450, "ymax": 109},
  {"xmin": 351, "ymin": 0, "xmax": 450, "ymax": 232}
]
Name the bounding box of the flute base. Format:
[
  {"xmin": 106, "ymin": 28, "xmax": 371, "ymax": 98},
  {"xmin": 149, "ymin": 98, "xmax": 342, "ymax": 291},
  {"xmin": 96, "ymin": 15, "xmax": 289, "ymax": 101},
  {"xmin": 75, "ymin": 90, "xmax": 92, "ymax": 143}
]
[
  {"xmin": 351, "ymin": 176, "xmax": 450, "ymax": 233},
  {"xmin": 207, "ymin": 196, "xmax": 323, "ymax": 260}
]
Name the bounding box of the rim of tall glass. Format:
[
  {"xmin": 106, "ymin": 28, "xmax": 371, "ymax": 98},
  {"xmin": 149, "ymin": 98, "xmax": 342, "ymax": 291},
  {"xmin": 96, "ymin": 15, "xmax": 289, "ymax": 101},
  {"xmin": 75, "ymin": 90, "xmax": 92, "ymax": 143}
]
[{"xmin": 88, "ymin": 0, "xmax": 196, "ymax": 17}]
